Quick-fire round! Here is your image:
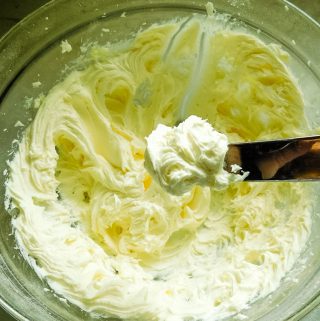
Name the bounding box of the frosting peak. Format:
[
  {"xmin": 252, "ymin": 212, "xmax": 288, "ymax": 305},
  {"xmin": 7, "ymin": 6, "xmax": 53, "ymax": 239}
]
[{"xmin": 145, "ymin": 115, "xmax": 244, "ymax": 195}]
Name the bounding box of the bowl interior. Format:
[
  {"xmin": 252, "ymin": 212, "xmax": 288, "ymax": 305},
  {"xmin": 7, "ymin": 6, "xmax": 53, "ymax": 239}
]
[{"xmin": 1, "ymin": 1, "xmax": 320, "ymax": 320}]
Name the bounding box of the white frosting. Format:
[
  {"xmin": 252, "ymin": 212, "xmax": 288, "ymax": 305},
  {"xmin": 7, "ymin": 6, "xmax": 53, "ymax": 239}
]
[
  {"xmin": 5, "ymin": 13, "xmax": 311, "ymax": 321},
  {"xmin": 145, "ymin": 115, "xmax": 245, "ymax": 195},
  {"xmin": 60, "ymin": 40, "xmax": 72, "ymax": 54}
]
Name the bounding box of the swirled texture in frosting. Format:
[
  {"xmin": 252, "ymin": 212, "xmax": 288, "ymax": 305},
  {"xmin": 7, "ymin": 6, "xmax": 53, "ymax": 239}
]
[
  {"xmin": 145, "ymin": 115, "xmax": 246, "ymax": 195},
  {"xmin": 5, "ymin": 12, "xmax": 311, "ymax": 321}
]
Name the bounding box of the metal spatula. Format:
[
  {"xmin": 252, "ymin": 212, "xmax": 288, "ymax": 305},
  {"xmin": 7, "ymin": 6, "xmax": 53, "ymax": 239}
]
[{"xmin": 225, "ymin": 135, "xmax": 320, "ymax": 181}]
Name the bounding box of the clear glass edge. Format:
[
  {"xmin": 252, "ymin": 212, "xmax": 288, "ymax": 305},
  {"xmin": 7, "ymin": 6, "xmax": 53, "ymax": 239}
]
[{"xmin": 1, "ymin": 1, "xmax": 320, "ymax": 321}]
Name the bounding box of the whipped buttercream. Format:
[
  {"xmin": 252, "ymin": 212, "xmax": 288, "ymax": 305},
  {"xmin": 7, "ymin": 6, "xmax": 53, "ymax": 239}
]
[
  {"xmin": 145, "ymin": 115, "xmax": 246, "ymax": 195},
  {"xmin": 5, "ymin": 11, "xmax": 310, "ymax": 321}
]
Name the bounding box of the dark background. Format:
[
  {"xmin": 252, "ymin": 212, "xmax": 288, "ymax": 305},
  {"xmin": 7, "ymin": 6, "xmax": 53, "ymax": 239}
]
[{"xmin": 0, "ymin": 1, "xmax": 320, "ymax": 320}]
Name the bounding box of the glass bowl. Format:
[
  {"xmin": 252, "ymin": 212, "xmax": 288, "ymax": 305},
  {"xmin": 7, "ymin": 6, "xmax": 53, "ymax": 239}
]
[{"xmin": 1, "ymin": 1, "xmax": 320, "ymax": 320}]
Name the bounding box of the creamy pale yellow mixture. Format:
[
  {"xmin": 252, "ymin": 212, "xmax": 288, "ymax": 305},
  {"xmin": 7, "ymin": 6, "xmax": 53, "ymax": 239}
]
[
  {"xmin": 6, "ymin": 11, "xmax": 311, "ymax": 321},
  {"xmin": 145, "ymin": 115, "xmax": 247, "ymax": 195}
]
